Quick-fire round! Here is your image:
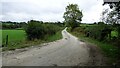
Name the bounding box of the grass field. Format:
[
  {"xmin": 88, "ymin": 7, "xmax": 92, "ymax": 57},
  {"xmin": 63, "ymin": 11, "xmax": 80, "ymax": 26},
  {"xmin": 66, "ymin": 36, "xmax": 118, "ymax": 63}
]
[
  {"xmin": 1, "ymin": 29, "xmax": 63, "ymax": 51},
  {"xmin": 2, "ymin": 30, "xmax": 26, "ymax": 46}
]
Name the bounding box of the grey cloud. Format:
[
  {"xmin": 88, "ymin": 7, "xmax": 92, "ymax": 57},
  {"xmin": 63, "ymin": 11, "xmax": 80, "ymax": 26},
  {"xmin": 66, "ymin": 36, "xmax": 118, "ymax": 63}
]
[{"xmin": 1, "ymin": 0, "xmax": 104, "ymax": 23}]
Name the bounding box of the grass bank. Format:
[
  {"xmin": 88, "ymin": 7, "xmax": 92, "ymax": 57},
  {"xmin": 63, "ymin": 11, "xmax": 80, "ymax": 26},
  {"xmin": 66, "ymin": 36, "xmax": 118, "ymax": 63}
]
[
  {"xmin": 44, "ymin": 30, "xmax": 63, "ymax": 42},
  {"xmin": 67, "ymin": 27, "xmax": 120, "ymax": 65},
  {"xmin": 2, "ymin": 28, "xmax": 63, "ymax": 51}
]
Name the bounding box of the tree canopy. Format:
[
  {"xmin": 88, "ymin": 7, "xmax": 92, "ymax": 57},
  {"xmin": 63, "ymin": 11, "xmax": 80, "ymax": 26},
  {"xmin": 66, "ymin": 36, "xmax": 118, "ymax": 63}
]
[{"xmin": 63, "ymin": 4, "xmax": 83, "ymax": 29}]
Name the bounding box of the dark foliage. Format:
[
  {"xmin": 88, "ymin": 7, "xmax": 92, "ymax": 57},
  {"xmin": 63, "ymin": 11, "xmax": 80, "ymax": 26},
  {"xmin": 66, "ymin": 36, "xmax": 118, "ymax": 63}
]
[
  {"xmin": 2, "ymin": 21, "xmax": 27, "ymax": 29},
  {"xmin": 25, "ymin": 22, "xmax": 45, "ymax": 40},
  {"xmin": 25, "ymin": 20, "xmax": 62, "ymax": 40},
  {"xmin": 63, "ymin": 4, "xmax": 83, "ymax": 29},
  {"xmin": 85, "ymin": 24, "xmax": 112, "ymax": 41}
]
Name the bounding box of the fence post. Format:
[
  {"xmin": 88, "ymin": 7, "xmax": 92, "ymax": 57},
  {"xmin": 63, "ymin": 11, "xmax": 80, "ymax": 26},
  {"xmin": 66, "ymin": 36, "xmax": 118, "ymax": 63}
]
[{"xmin": 6, "ymin": 35, "xmax": 8, "ymax": 47}]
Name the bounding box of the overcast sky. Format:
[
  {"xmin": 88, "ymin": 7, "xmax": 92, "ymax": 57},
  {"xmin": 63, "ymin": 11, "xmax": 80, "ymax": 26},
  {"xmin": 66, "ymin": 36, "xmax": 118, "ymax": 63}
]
[{"xmin": 0, "ymin": 0, "xmax": 109, "ymax": 23}]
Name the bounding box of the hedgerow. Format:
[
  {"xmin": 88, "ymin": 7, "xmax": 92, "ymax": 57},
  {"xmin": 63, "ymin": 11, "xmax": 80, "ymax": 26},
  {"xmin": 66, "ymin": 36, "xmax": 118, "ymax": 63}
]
[{"xmin": 25, "ymin": 20, "xmax": 62, "ymax": 40}]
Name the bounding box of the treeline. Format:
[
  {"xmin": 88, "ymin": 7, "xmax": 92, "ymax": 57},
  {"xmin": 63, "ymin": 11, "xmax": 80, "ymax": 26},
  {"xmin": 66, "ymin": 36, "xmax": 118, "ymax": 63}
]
[
  {"xmin": 25, "ymin": 20, "xmax": 64, "ymax": 40},
  {"xmin": 1, "ymin": 20, "xmax": 64, "ymax": 30},
  {"xmin": 2, "ymin": 21, "xmax": 27, "ymax": 29}
]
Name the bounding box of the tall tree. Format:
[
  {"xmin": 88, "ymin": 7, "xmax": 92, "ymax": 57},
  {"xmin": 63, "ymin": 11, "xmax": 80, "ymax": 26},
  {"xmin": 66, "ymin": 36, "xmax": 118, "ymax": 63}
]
[
  {"xmin": 102, "ymin": 2, "xmax": 120, "ymax": 38},
  {"xmin": 63, "ymin": 4, "xmax": 83, "ymax": 29}
]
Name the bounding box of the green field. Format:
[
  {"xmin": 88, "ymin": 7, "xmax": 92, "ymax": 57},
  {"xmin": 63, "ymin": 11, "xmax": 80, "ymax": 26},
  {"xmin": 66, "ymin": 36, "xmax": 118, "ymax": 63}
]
[
  {"xmin": 1, "ymin": 29, "xmax": 63, "ymax": 51},
  {"xmin": 2, "ymin": 30, "xmax": 26, "ymax": 46}
]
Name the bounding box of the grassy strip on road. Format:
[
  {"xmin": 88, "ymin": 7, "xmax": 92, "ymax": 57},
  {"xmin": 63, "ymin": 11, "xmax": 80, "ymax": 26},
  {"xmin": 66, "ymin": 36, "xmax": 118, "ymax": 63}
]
[{"xmin": 67, "ymin": 27, "xmax": 120, "ymax": 65}]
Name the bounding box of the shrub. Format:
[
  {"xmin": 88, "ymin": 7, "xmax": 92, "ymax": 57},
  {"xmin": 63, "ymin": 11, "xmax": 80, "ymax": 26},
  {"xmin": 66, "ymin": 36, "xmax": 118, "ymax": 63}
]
[
  {"xmin": 25, "ymin": 21, "xmax": 45, "ymax": 40},
  {"xmin": 85, "ymin": 25, "xmax": 112, "ymax": 41},
  {"xmin": 25, "ymin": 21, "xmax": 62, "ymax": 40}
]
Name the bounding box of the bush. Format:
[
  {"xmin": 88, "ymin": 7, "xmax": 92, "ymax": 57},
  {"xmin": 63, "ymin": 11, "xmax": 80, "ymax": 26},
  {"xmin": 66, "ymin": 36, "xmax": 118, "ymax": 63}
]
[
  {"xmin": 25, "ymin": 21, "xmax": 62, "ymax": 40},
  {"xmin": 85, "ymin": 25, "xmax": 112, "ymax": 41},
  {"xmin": 25, "ymin": 21, "xmax": 45, "ymax": 40}
]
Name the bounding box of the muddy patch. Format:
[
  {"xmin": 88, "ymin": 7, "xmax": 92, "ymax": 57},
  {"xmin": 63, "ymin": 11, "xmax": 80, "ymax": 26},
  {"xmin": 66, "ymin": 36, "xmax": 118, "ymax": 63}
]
[{"xmin": 86, "ymin": 44, "xmax": 108, "ymax": 66}]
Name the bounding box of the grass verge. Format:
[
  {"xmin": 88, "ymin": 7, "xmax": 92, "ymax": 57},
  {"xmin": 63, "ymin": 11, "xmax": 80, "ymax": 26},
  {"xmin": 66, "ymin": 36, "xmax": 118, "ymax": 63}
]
[
  {"xmin": 44, "ymin": 30, "xmax": 62, "ymax": 42},
  {"xmin": 67, "ymin": 27, "xmax": 120, "ymax": 65}
]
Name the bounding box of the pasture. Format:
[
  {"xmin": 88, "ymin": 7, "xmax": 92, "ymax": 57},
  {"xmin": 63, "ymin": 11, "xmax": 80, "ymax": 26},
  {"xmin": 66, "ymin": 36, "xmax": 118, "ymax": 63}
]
[
  {"xmin": 2, "ymin": 30, "xmax": 26, "ymax": 46},
  {"xmin": 1, "ymin": 28, "xmax": 63, "ymax": 51}
]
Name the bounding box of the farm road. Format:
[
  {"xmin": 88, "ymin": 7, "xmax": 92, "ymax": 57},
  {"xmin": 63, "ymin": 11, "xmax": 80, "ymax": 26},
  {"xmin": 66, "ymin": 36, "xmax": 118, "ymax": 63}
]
[{"xmin": 2, "ymin": 28, "xmax": 106, "ymax": 66}]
